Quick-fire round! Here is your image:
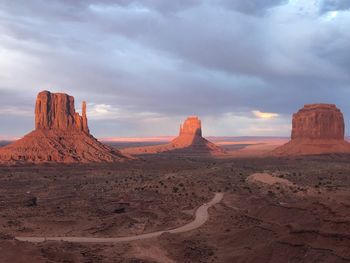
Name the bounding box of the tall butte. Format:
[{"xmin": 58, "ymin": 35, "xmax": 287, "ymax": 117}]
[
  {"xmin": 122, "ymin": 116, "xmax": 224, "ymax": 156},
  {"xmin": 35, "ymin": 91, "xmax": 90, "ymax": 133},
  {"xmin": 273, "ymin": 104, "xmax": 350, "ymax": 156},
  {"xmin": 0, "ymin": 91, "xmax": 128, "ymax": 163}
]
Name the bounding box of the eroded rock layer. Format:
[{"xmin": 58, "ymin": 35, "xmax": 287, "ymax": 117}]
[
  {"xmin": 35, "ymin": 91, "xmax": 89, "ymax": 133},
  {"xmin": 179, "ymin": 116, "xmax": 202, "ymax": 137},
  {"xmin": 273, "ymin": 104, "xmax": 350, "ymax": 156},
  {"xmin": 291, "ymin": 104, "xmax": 344, "ymax": 140}
]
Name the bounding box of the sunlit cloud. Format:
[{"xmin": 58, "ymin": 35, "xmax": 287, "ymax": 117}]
[
  {"xmin": 252, "ymin": 110, "xmax": 279, "ymax": 120},
  {"xmin": 201, "ymin": 112, "xmax": 290, "ymax": 136},
  {"xmin": 326, "ymin": 10, "xmax": 339, "ymax": 20},
  {"xmin": 86, "ymin": 103, "xmax": 165, "ymax": 122},
  {"xmin": 85, "ymin": 103, "xmax": 123, "ymax": 119}
]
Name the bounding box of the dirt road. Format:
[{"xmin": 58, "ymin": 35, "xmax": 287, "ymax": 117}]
[{"xmin": 15, "ymin": 192, "xmax": 224, "ymax": 243}]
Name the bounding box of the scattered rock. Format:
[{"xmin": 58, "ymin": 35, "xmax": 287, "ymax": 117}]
[
  {"xmin": 0, "ymin": 233, "xmax": 12, "ymax": 240},
  {"xmin": 114, "ymin": 208, "xmax": 126, "ymax": 214},
  {"xmin": 113, "ymin": 203, "xmax": 129, "ymax": 214},
  {"xmin": 24, "ymin": 196, "xmax": 37, "ymax": 207}
]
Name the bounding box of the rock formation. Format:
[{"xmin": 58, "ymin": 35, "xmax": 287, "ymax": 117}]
[
  {"xmin": 122, "ymin": 116, "xmax": 224, "ymax": 157},
  {"xmin": 35, "ymin": 91, "xmax": 89, "ymax": 133},
  {"xmin": 291, "ymin": 104, "xmax": 344, "ymax": 140},
  {"xmin": 0, "ymin": 91, "xmax": 128, "ymax": 163},
  {"xmin": 179, "ymin": 116, "xmax": 202, "ymax": 137},
  {"xmin": 172, "ymin": 116, "xmax": 204, "ymax": 147},
  {"xmin": 273, "ymin": 104, "xmax": 350, "ymax": 156}
]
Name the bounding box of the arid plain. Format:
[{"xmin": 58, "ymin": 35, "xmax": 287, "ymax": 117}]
[{"xmin": 1, "ymin": 149, "xmax": 350, "ymax": 262}]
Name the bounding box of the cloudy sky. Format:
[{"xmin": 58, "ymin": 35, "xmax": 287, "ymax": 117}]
[{"xmin": 0, "ymin": 0, "xmax": 350, "ymax": 138}]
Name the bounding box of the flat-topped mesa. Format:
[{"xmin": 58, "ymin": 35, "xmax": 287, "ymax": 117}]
[
  {"xmin": 291, "ymin": 104, "xmax": 344, "ymax": 141},
  {"xmin": 272, "ymin": 103, "xmax": 350, "ymax": 156},
  {"xmin": 35, "ymin": 91, "xmax": 89, "ymax": 133},
  {"xmin": 179, "ymin": 116, "xmax": 202, "ymax": 138}
]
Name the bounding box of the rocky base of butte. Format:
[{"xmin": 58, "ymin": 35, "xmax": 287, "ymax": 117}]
[
  {"xmin": 122, "ymin": 116, "xmax": 224, "ymax": 156},
  {"xmin": 0, "ymin": 91, "xmax": 127, "ymax": 163},
  {"xmin": 273, "ymin": 104, "xmax": 350, "ymax": 156}
]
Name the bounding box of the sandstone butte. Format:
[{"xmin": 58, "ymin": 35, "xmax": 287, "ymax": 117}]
[
  {"xmin": 273, "ymin": 104, "xmax": 350, "ymax": 156},
  {"xmin": 0, "ymin": 91, "xmax": 128, "ymax": 163},
  {"xmin": 122, "ymin": 116, "xmax": 224, "ymax": 156}
]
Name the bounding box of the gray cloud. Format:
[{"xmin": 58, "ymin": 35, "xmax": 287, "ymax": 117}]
[
  {"xmin": 320, "ymin": 0, "xmax": 350, "ymax": 13},
  {"xmin": 1, "ymin": 0, "xmax": 350, "ymax": 137},
  {"xmin": 218, "ymin": 0, "xmax": 288, "ymax": 15}
]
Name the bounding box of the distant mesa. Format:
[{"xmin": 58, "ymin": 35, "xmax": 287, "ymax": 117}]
[
  {"xmin": 172, "ymin": 116, "xmax": 203, "ymax": 148},
  {"xmin": 273, "ymin": 104, "xmax": 350, "ymax": 156},
  {"xmin": 179, "ymin": 116, "xmax": 202, "ymax": 137},
  {"xmin": 122, "ymin": 116, "xmax": 225, "ymax": 157},
  {"xmin": 0, "ymin": 90, "xmax": 128, "ymax": 163}
]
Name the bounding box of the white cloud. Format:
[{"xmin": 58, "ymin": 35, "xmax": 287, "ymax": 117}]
[
  {"xmin": 86, "ymin": 103, "xmax": 165, "ymax": 121},
  {"xmin": 324, "ymin": 10, "xmax": 339, "ymax": 20},
  {"xmin": 252, "ymin": 110, "xmax": 279, "ymax": 119},
  {"xmin": 0, "ymin": 106, "xmax": 32, "ymax": 117}
]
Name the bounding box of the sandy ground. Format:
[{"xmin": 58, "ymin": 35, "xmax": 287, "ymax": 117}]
[
  {"xmin": 0, "ymin": 154, "xmax": 350, "ymax": 262},
  {"xmin": 247, "ymin": 173, "xmax": 295, "ymax": 186},
  {"xmin": 15, "ymin": 193, "xmax": 223, "ymax": 243}
]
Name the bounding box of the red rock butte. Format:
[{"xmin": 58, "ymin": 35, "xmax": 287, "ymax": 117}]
[
  {"xmin": 273, "ymin": 104, "xmax": 350, "ymax": 156},
  {"xmin": 35, "ymin": 91, "xmax": 89, "ymax": 133},
  {"xmin": 0, "ymin": 91, "xmax": 128, "ymax": 163},
  {"xmin": 179, "ymin": 116, "xmax": 202, "ymax": 137},
  {"xmin": 122, "ymin": 116, "xmax": 224, "ymax": 156}
]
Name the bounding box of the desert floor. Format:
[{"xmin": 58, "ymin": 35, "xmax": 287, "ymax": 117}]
[{"xmin": 1, "ymin": 150, "xmax": 350, "ymax": 263}]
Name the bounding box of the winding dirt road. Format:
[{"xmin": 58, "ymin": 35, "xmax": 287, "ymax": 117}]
[{"xmin": 15, "ymin": 192, "xmax": 224, "ymax": 243}]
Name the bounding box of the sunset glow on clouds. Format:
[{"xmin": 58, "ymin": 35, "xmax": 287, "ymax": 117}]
[
  {"xmin": 252, "ymin": 111, "xmax": 279, "ymax": 120},
  {"xmin": 0, "ymin": 0, "xmax": 350, "ymax": 137}
]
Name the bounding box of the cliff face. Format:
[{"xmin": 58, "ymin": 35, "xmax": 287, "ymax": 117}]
[
  {"xmin": 273, "ymin": 104, "xmax": 350, "ymax": 156},
  {"xmin": 35, "ymin": 91, "xmax": 89, "ymax": 133},
  {"xmin": 291, "ymin": 104, "xmax": 344, "ymax": 141},
  {"xmin": 0, "ymin": 90, "xmax": 127, "ymax": 163},
  {"xmin": 179, "ymin": 116, "xmax": 202, "ymax": 138}
]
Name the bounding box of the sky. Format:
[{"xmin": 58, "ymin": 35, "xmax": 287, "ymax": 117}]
[{"xmin": 0, "ymin": 0, "xmax": 350, "ymax": 139}]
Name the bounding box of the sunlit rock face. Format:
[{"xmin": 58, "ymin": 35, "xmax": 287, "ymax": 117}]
[
  {"xmin": 0, "ymin": 91, "xmax": 127, "ymax": 163},
  {"xmin": 172, "ymin": 116, "xmax": 207, "ymax": 148},
  {"xmin": 179, "ymin": 116, "xmax": 202, "ymax": 138},
  {"xmin": 35, "ymin": 91, "xmax": 89, "ymax": 133},
  {"xmin": 170, "ymin": 116, "xmax": 225, "ymax": 155},
  {"xmin": 291, "ymin": 104, "xmax": 344, "ymax": 141},
  {"xmin": 273, "ymin": 104, "xmax": 350, "ymax": 156},
  {"xmin": 122, "ymin": 116, "xmax": 225, "ymax": 157}
]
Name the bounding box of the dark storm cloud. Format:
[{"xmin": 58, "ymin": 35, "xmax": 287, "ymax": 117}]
[
  {"xmin": 114, "ymin": 0, "xmax": 201, "ymax": 13},
  {"xmin": 320, "ymin": 0, "xmax": 350, "ymax": 13},
  {"xmin": 1, "ymin": 0, "xmax": 350, "ymax": 137},
  {"xmin": 218, "ymin": 0, "xmax": 288, "ymax": 15}
]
